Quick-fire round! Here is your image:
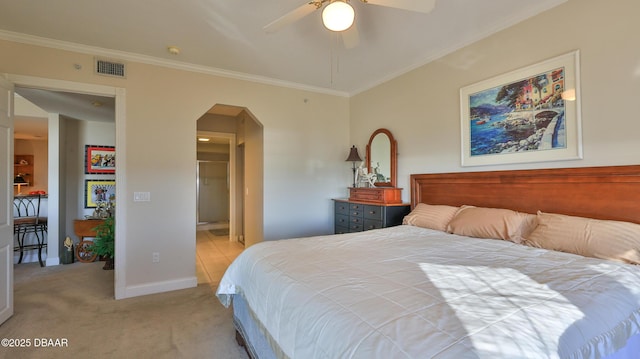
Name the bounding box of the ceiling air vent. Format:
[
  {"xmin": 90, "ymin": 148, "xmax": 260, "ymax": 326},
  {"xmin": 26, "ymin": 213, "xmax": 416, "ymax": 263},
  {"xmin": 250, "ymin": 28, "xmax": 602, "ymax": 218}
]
[{"xmin": 95, "ymin": 58, "xmax": 126, "ymax": 78}]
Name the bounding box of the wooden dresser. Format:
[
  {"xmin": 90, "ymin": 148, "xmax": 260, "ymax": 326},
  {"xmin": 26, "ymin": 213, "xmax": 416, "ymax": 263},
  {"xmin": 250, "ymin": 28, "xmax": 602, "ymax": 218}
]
[{"xmin": 333, "ymin": 199, "xmax": 411, "ymax": 234}]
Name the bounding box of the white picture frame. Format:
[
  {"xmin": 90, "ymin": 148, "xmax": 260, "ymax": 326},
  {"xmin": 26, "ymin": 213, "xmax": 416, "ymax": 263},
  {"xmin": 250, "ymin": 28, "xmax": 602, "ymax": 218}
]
[{"xmin": 460, "ymin": 50, "xmax": 582, "ymax": 167}]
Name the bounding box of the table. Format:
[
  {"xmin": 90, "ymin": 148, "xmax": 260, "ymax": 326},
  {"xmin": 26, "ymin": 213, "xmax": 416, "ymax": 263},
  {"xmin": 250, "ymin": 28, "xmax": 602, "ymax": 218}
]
[{"xmin": 73, "ymin": 219, "xmax": 104, "ymax": 262}]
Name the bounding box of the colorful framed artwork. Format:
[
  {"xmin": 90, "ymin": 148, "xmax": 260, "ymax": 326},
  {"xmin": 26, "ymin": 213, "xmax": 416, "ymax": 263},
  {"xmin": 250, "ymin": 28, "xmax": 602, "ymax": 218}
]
[
  {"xmin": 460, "ymin": 50, "xmax": 582, "ymax": 166},
  {"xmin": 85, "ymin": 145, "xmax": 115, "ymax": 174},
  {"xmin": 85, "ymin": 179, "xmax": 116, "ymax": 208}
]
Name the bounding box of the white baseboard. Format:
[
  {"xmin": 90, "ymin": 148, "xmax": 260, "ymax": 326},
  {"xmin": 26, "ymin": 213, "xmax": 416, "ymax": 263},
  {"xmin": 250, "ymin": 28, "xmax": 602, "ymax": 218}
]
[
  {"xmin": 121, "ymin": 276, "xmax": 198, "ymax": 299},
  {"xmin": 45, "ymin": 257, "xmax": 60, "ymax": 266}
]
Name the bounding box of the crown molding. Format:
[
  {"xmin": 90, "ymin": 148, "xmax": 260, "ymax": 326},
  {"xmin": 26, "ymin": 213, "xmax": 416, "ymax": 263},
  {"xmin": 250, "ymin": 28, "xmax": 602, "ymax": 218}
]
[{"xmin": 0, "ymin": 29, "xmax": 350, "ymax": 98}]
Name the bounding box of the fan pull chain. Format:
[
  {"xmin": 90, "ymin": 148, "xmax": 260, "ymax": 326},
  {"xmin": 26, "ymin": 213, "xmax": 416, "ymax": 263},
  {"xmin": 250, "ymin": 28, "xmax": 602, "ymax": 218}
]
[
  {"xmin": 329, "ymin": 32, "xmax": 341, "ymax": 85},
  {"xmin": 330, "ymin": 34, "xmax": 334, "ymax": 84}
]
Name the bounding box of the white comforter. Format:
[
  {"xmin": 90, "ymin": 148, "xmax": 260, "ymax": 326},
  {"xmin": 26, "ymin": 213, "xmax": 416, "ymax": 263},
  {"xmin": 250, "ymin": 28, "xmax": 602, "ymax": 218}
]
[{"xmin": 216, "ymin": 225, "xmax": 640, "ymax": 359}]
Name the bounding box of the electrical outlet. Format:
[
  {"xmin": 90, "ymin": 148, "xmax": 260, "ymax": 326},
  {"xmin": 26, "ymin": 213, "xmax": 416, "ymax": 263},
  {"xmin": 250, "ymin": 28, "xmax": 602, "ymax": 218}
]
[{"xmin": 152, "ymin": 252, "xmax": 160, "ymax": 263}]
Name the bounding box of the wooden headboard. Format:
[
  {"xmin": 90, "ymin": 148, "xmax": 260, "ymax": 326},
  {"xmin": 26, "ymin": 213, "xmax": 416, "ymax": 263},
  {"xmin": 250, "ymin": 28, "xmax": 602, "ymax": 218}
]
[{"xmin": 411, "ymin": 165, "xmax": 640, "ymax": 224}]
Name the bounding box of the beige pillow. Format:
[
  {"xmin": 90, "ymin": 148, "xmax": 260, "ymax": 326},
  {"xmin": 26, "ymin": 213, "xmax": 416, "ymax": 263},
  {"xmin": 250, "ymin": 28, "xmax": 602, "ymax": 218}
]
[
  {"xmin": 402, "ymin": 203, "xmax": 459, "ymax": 232},
  {"xmin": 516, "ymin": 214, "xmax": 539, "ymax": 242},
  {"xmin": 446, "ymin": 205, "xmax": 530, "ymax": 242},
  {"xmin": 525, "ymin": 211, "xmax": 640, "ymax": 264}
]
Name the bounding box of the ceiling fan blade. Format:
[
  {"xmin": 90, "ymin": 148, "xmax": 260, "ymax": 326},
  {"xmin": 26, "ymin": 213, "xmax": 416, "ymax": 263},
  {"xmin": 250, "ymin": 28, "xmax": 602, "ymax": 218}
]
[
  {"xmin": 263, "ymin": 2, "xmax": 319, "ymax": 34},
  {"xmin": 341, "ymin": 24, "xmax": 360, "ymax": 49},
  {"xmin": 363, "ymin": 0, "xmax": 436, "ymax": 14}
]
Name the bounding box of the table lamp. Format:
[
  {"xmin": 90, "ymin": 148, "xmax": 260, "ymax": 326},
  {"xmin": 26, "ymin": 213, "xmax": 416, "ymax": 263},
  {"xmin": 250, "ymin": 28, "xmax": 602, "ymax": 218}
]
[
  {"xmin": 345, "ymin": 145, "xmax": 362, "ymax": 188},
  {"xmin": 14, "ymin": 174, "xmax": 28, "ymax": 194}
]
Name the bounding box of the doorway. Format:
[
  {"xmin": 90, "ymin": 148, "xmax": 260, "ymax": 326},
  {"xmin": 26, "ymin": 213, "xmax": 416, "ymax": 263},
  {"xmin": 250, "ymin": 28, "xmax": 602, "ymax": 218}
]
[
  {"xmin": 194, "ymin": 103, "xmax": 265, "ymax": 288},
  {"xmin": 5, "ymin": 74, "xmax": 125, "ymax": 299},
  {"xmin": 196, "ymin": 131, "xmax": 235, "ymax": 238},
  {"xmin": 194, "ymin": 131, "xmax": 241, "ymax": 286},
  {"xmin": 197, "ymin": 160, "xmax": 230, "ymax": 233}
]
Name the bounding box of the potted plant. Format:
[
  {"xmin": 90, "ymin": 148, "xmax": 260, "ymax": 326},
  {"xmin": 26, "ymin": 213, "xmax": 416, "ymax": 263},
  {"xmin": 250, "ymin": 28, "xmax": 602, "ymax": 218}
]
[{"xmin": 90, "ymin": 217, "xmax": 115, "ymax": 270}]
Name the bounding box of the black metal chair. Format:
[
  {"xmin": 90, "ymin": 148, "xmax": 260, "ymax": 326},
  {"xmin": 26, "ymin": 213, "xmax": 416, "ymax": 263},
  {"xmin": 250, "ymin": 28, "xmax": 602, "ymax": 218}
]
[{"xmin": 13, "ymin": 195, "xmax": 48, "ymax": 267}]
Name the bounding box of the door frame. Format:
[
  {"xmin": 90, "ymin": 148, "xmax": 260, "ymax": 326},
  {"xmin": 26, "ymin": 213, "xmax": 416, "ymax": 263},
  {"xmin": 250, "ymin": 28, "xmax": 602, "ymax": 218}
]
[
  {"xmin": 5, "ymin": 74, "xmax": 127, "ymax": 299},
  {"xmin": 0, "ymin": 77, "xmax": 15, "ymax": 325}
]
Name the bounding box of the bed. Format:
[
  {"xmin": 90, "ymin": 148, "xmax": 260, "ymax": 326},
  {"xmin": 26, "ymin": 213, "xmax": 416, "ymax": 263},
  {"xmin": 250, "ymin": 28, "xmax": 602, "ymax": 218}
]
[{"xmin": 216, "ymin": 165, "xmax": 640, "ymax": 358}]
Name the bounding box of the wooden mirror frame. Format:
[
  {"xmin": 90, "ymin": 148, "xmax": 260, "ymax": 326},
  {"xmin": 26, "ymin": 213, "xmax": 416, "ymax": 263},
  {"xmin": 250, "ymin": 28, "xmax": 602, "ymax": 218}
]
[{"xmin": 366, "ymin": 128, "xmax": 397, "ymax": 188}]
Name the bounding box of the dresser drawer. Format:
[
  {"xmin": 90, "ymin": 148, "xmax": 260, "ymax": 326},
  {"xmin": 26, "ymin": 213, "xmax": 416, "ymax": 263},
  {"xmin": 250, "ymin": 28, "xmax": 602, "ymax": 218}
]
[
  {"xmin": 363, "ymin": 205, "xmax": 383, "ymax": 221},
  {"xmin": 350, "ymin": 188, "xmax": 384, "ymax": 203},
  {"xmin": 335, "ymin": 214, "xmax": 349, "ymax": 228},
  {"xmin": 335, "ymin": 202, "xmax": 350, "ymax": 216},
  {"xmin": 349, "ymin": 203, "xmax": 365, "ymax": 217},
  {"xmin": 348, "ymin": 187, "xmax": 402, "ymax": 204},
  {"xmin": 349, "ymin": 222, "xmax": 363, "ymax": 232},
  {"xmin": 364, "ymin": 219, "xmax": 383, "ymax": 231},
  {"xmin": 350, "ymin": 216, "xmax": 363, "ymax": 225},
  {"xmin": 335, "ymin": 225, "xmax": 349, "ymax": 234}
]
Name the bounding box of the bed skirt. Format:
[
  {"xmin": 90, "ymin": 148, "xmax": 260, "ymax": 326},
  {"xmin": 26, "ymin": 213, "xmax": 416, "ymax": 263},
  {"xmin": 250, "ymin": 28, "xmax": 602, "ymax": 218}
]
[
  {"xmin": 233, "ymin": 293, "xmax": 277, "ymax": 359},
  {"xmin": 605, "ymin": 332, "xmax": 640, "ymax": 359}
]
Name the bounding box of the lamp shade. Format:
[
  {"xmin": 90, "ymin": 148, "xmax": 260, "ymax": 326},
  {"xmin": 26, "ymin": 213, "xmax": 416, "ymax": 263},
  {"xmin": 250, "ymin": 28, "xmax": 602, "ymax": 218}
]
[
  {"xmin": 14, "ymin": 174, "xmax": 27, "ymax": 184},
  {"xmin": 322, "ymin": 1, "xmax": 355, "ymax": 32},
  {"xmin": 345, "ymin": 145, "xmax": 362, "ymax": 162}
]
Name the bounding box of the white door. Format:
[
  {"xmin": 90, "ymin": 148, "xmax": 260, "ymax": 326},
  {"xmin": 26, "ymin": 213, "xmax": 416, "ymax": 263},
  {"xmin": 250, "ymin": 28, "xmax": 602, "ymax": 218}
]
[{"xmin": 0, "ymin": 77, "xmax": 14, "ymax": 325}]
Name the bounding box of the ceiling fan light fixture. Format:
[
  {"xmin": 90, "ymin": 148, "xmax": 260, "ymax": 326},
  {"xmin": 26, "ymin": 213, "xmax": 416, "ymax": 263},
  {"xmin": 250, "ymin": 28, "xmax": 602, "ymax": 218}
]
[{"xmin": 322, "ymin": 0, "xmax": 355, "ymax": 32}]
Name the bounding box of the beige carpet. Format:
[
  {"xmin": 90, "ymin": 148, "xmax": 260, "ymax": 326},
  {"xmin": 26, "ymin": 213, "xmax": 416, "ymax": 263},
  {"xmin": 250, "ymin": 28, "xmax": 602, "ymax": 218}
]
[{"xmin": 0, "ymin": 262, "xmax": 248, "ymax": 359}]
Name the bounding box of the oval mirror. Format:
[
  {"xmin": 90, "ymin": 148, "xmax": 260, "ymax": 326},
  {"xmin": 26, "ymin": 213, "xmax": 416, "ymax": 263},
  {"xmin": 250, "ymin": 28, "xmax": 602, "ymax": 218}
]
[{"xmin": 366, "ymin": 128, "xmax": 397, "ymax": 188}]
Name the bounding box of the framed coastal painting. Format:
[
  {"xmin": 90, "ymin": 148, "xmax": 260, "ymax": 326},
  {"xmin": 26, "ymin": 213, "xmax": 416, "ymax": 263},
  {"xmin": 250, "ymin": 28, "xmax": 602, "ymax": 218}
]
[
  {"xmin": 85, "ymin": 145, "xmax": 115, "ymax": 174},
  {"xmin": 85, "ymin": 179, "xmax": 116, "ymax": 208},
  {"xmin": 460, "ymin": 50, "xmax": 582, "ymax": 166}
]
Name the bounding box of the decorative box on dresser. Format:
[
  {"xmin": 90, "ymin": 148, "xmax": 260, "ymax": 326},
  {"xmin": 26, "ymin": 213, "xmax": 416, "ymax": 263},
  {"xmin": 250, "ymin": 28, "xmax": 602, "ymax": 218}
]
[{"xmin": 334, "ymin": 187, "xmax": 411, "ymax": 234}]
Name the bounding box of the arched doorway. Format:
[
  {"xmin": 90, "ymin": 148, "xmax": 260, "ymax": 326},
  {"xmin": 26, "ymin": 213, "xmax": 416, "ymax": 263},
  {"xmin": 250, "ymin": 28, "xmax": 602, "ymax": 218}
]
[{"xmin": 194, "ymin": 104, "xmax": 263, "ymax": 286}]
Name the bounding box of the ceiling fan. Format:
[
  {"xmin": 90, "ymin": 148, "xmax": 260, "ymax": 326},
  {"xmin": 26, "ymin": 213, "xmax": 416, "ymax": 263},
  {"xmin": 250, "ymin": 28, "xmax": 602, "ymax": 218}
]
[{"xmin": 264, "ymin": 0, "xmax": 436, "ymax": 44}]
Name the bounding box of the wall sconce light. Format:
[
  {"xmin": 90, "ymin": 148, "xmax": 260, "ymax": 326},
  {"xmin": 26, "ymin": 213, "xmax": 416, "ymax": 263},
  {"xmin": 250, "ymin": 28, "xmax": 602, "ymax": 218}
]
[
  {"xmin": 561, "ymin": 89, "xmax": 576, "ymax": 101},
  {"xmin": 345, "ymin": 145, "xmax": 362, "ymax": 188}
]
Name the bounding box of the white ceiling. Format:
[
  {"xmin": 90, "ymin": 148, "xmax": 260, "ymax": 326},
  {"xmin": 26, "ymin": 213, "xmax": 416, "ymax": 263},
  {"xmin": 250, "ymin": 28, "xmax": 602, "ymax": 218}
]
[
  {"xmin": 0, "ymin": 0, "xmax": 567, "ymax": 96},
  {"xmin": 13, "ymin": 88, "xmax": 115, "ymax": 140}
]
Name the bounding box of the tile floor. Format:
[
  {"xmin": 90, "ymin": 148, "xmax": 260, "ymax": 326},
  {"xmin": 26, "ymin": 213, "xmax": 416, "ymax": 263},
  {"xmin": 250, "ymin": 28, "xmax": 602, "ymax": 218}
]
[{"xmin": 195, "ymin": 228, "xmax": 245, "ymax": 289}]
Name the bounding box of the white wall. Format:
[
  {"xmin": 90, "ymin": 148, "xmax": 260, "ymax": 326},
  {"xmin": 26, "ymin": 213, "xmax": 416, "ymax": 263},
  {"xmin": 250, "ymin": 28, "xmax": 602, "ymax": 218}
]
[
  {"xmin": 350, "ymin": 0, "xmax": 640, "ymax": 203},
  {"xmin": 0, "ymin": 39, "xmax": 350, "ymax": 297}
]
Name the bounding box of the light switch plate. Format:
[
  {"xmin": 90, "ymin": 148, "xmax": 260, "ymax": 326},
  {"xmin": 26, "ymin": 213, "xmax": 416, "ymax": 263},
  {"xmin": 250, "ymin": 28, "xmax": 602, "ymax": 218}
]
[{"xmin": 134, "ymin": 192, "xmax": 151, "ymax": 202}]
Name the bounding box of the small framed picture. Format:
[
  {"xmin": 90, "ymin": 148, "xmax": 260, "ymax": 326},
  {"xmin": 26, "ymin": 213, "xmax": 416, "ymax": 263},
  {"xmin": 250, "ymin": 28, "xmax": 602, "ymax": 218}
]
[
  {"xmin": 85, "ymin": 179, "xmax": 115, "ymax": 208},
  {"xmin": 85, "ymin": 145, "xmax": 115, "ymax": 174}
]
